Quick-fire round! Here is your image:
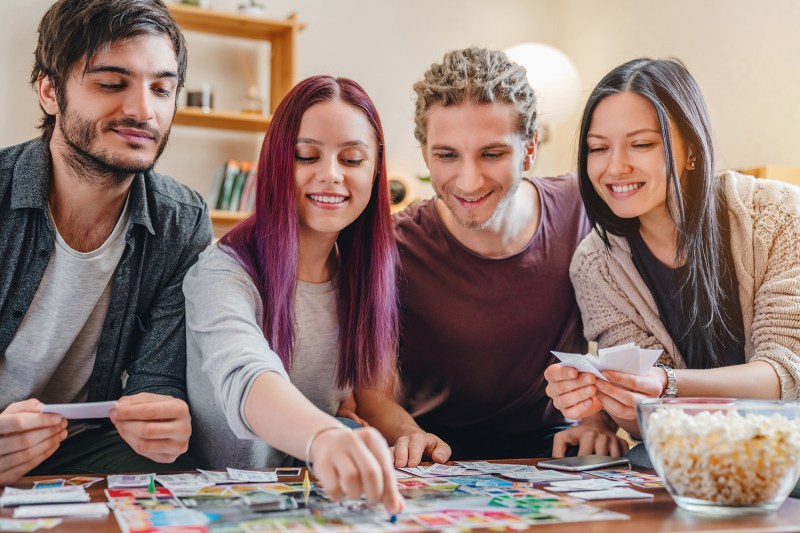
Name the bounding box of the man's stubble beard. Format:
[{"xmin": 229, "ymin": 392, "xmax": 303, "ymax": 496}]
[
  {"xmin": 436, "ymin": 177, "xmax": 521, "ymax": 231},
  {"xmin": 58, "ymin": 105, "xmax": 171, "ymax": 187}
]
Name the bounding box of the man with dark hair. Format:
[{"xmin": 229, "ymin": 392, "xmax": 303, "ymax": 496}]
[
  {"xmin": 0, "ymin": 0, "xmax": 211, "ymax": 483},
  {"xmin": 387, "ymin": 47, "xmax": 627, "ymax": 461}
]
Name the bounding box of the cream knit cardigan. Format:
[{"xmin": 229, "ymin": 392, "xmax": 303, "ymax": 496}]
[{"xmin": 570, "ymin": 171, "xmax": 800, "ymax": 400}]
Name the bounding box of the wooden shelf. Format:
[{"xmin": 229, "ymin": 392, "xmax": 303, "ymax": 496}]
[
  {"xmin": 168, "ymin": 4, "xmax": 300, "ymax": 113},
  {"xmin": 174, "ymin": 108, "xmax": 271, "ymax": 132},
  {"xmin": 210, "ymin": 209, "xmax": 251, "ymax": 238},
  {"xmin": 168, "ymin": 3, "xmax": 297, "ymax": 40},
  {"xmin": 210, "ymin": 209, "xmax": 250, "ymax": 223}
]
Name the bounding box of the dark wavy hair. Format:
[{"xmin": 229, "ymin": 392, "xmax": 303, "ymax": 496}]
[
  {"xmin": 577, "ymin": 58, "xmax": 731, "ymax": 369},
  {"xmin": 30, "ymin": 0, "xmax": 187, "ymax": 138},
  {"xmin": 221, "ymin": 75, "xmax": 398, "ymax": 389}
]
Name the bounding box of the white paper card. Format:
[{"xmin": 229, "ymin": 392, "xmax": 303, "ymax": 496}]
[
  {"xmin": 545, "ymin": 479, "xmax": 627, "ymax": 491},
  {"xmin": 0, "ymin": 487, "xmax": 90, "ymax": 507},
  {"xmin": 503, "ymin": 470, "xmax": 582, "ymax": 482},
  {"xmin": 568, "ymin": 487, "xmax": 655, "ymax": 500},
  {"xmin": 107, "ymin": 474, "xmax": 154, "ymax": 488},
  {"xmin": 226, "ymin": 468, "xmax": 278, "ymax": 483},
  {"xmin": 41, "ymin": 401, "xmax": 116, "ymax": 419},
  {"xmin": 0, "ymin": 518, "xmax": 62, "ymax": 531},
  {"xmin": 13, "ymin": 503, "xmax": 109, "ymax": 518},
  {"xmin": 553, "ymin": 343, "xmax": 662, "ymax": 379}
]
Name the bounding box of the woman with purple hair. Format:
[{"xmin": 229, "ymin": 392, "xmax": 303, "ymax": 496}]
[{"xmin": 183, "ymin": 75, "xmax": 406, "ymax": 511}]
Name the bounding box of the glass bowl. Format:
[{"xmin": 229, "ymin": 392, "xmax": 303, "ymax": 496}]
[{"xmin": 637, "ymin": 397, "xmax": 800, "ymax": 516}]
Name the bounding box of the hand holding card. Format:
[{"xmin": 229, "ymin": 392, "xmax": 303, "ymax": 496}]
[
  {"xmin": 41, "ymin": 401, "xmax": 116, "ymax": 419},
  {"xmin": 552, "ymin": 343, "xmax": 662, "ymax": 378},
  {"xmin": 0, "ymin": 399, "xmax": 68, "ymax": 486}
]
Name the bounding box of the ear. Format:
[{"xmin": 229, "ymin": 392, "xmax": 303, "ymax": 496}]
[
  {"xmin": 521, "ymin": 130, "xmax": 539, "ymax": 172},
  {"xmin": 37, "ymin": 74, "xmax": 60, "ymax": 116}
]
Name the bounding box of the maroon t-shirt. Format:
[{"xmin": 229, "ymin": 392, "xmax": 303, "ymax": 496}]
[{"xmin": 394, "ymin": 175, "xmax": 590, "ymax": 459}]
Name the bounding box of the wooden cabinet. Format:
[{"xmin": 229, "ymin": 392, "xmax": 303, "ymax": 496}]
[
  {"xmin": 168, "ymin": 4, "xmax": 302, "ymax": 236},
  {"xmin": 740, "ymin": 165, "xmax": 800, "ymax": 186}
]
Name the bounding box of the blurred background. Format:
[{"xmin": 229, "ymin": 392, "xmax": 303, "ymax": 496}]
[{"xmin": 2, "ymin": 0, "xmax": 798, "ymax": 210}]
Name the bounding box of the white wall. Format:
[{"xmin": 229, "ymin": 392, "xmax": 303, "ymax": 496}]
[
  {"xmin": 552, "ymin": 0, "xmax": 800, "ymax": 177},
  {"xmin": 2, "ymin": 0, "xmax": 799, "ymax": 201}
]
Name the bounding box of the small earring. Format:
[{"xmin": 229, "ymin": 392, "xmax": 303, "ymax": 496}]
[{"xmin": 687, "ymin": 159, "xmax": 696, "ymax": 170}]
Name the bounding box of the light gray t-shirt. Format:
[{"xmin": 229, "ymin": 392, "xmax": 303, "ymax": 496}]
[
  {"xmin": 184, "ymin": 244, "xmax": 350, "ymax": 469},
  {"xmin": 0, "ymin": 199, "xmax": 130, "ymax": 410}
]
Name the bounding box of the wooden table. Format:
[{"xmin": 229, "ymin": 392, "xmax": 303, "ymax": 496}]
[{"xmin": 4, "ymin": 461, "xmax": 800, "ymax": 532}]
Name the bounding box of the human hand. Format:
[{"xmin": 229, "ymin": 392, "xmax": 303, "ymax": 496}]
[
  {"xmin": 544, "ymin": 364, "xmax": 603, "ymax": 420},
  {"xmin": 595, "ymin": 367, "xmax": 665, "ymax": 420},
  {"xmin": 391, "ymin": 431, "xmax": 451, "ymax": 468},
  {"xmin": 110, "ymin": 393, "xmax": 191, "ymax": 463},
  {"xmin": 311, "ymin": 426, "xmax": 404, "ymax": 514},
  {"xmin": 336, "ymin": 395, "xmax": 369, "ymax": 427},
  {"xmin": 551, "ymin": 419, "xmax": 629, "ymax": 458},
  {"xmin": 0, "ymin": 399, "xmax": 67, "ymax": 485}
]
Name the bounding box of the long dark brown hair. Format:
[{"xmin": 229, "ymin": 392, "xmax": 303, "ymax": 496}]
[{"xmin": 578, "ymin": 58, "xmax": 732, "ymax": 369}]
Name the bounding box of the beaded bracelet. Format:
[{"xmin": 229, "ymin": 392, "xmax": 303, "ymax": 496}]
[{"xmin": 304, "ymin": 425, "xmax": 352, "ymax": 474}]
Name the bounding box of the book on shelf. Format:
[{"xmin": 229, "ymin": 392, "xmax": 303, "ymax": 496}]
[{"xmin": 209, "ymin": 160, "xmax": 257, "ymax": 213}]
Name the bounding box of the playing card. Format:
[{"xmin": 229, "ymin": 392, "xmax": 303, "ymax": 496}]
[
  {"xmin": 40, "ymin": 401, "xmax": 116, "ymax": 419},
  {"xmin": 107, "ymin": 473, "xmax": 155, "ymax": 488},
  {"xmin": 568, "ymin": 487, "xmax": 654, "ymax": 500},
  {"xmin": 13, "ymin": 503, "xmax": 109, "ymax": 518}
]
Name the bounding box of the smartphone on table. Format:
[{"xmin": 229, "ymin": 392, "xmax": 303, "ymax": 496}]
[{"xmin": 537, "ymin": 455, "xmax": 630, "ymax": 472}]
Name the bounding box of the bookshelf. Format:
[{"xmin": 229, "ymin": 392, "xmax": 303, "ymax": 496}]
[{"xmin": 168, "ymin": 4, "xmax": 302, "ymax": 236}]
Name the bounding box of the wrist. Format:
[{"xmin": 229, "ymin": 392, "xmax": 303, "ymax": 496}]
[
  {"xmin": 304, "ymin": 425, "xmax": 351, "ymax": 472},
  {"xmin": 655, "ymin": 364, "xmax": 678, "ymax": 398}
]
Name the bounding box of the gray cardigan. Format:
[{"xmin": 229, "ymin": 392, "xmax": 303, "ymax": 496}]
[{"xmin": 184, "ymin": 245, "xmax": 349, "ymax": 469}]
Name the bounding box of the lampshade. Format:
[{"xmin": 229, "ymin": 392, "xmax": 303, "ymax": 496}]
[{"xmin": 504, "ymin": 43, "xmax": 582, "ymax": 128}]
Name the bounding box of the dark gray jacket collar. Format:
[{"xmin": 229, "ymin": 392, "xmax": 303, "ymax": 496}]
[{"xmin": 10, "ymin": 137, "xmax": 155, "ymax": 235}]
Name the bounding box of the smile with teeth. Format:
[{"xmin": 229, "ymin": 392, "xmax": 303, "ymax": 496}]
[
  {"xmin": 308, "ymin": 194, "xmax": 349, "ymax": 204},
  {"xmin": 456, "ymin": 193, "xmax": 489, "ymax": 204},
  {"xmin": 609, "ymin": 182, "xmax": 644, "ymax": 193}
]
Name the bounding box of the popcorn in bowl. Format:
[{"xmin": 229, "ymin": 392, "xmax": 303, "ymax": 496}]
[{"xmin": 637, "ymin": 398, "xmax": 800, "ymax": 516}]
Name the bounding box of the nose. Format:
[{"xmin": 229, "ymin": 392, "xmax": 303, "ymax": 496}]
[
  {"xmin": 607, "ymin": 148, "xmax": 633, "ymax": 177},
  {"xmin": 122, "ymin": 83, "xmax": 155, "ymax": 122},
  {"xmin": 453, "ymin": 157, "xmax": 484, "ymax": 194},
  {"xmin": 317, "ymin": 154, "xmax": 343, "ymax": 184}
]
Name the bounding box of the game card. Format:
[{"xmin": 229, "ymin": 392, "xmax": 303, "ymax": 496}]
[
  {"xmin": 40, "ymin": 401, "xmax": 116, "ymax": 419},
  {"xmin": 568, "ymin": 487, "xmax": 654, "ymax": 500},
  {"xmin": 545, "ymin": 479, "xmax": 627, "ymax": 492},
  {"xmin": 588, "ymin": 469, "xmax": 665, "ymax": 488},
  {"xmin": 107, "ymin": 473, "xmax": 155, "ymax": 488},
  {"xmin": 13, "ymin": 503, "xmax": 109, "ymax": 519},
  {"xmin": 31, "ymin": 479, "xmax": 65, "ymax": 489},
  {"xmin": 0, "ymin": 518, "xmax": 62, "ymax": 531},
  {"xmin": 65, "ymin": 477, "xmax": 103, "ymax": 488},
  {"xmin": 226, "ymin": 468, "xmax": 278, "ymax": 483}
]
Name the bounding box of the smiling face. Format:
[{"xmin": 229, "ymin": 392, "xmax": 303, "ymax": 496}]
[
  {"xmin": 585, "ymin": 91, "xmax": 691, "ymax": 223},
  {"xmin": 422, "ymin": 101, "xmax": 534, "ymax": 230},
  {"xmin": 294, "ymin": 99, "xmax": 377, "ymax": 241},
  {"xmin": 41, "ymin": 34, "xmax": 179, "ymax": 183}
]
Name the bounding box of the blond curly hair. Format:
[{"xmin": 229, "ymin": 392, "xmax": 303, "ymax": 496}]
[{"xmin": 413, "ymin": 47, "xmax": 538, "ymax": 145}]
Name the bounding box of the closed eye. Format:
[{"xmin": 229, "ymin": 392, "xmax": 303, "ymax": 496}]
[{"xmin": 98, "ymin": 83, "xmax": 126, "ymax": 91}]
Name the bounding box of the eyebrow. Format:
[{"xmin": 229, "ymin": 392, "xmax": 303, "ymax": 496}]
[
  {"xmin": 429, "ymin": 142, "xmax": 512, "ymax": 151},
  {"xmin": 296, "ymin": 138, "xmax": 370, "ymax": 148},
  {"xmin": 86, "ymin": 65, "xmax": 179, "ymax": 80},
  {"xmin": 587, "ymin": 128, "xmax": 661, "ymax": 140}
]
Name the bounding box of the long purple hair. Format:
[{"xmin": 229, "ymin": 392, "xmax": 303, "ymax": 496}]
[{"xmin": 220, "ymin": 75, "xmax": 398, "ymax": 389}]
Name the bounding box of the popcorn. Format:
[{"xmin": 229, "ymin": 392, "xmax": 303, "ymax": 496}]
[{"xmin": 645, "ymin": 408, "xmax": 800, "ymax": 505}]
